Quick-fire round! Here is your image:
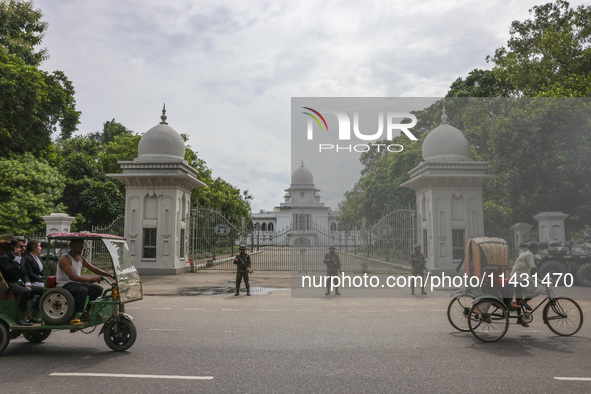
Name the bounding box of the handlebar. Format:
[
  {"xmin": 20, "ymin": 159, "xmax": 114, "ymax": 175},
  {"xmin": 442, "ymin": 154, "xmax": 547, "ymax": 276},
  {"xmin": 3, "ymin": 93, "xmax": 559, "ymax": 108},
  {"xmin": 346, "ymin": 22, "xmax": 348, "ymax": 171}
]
[{"xmin": 100, "ymin": 276, "xmax": 116, "ymax": 286}]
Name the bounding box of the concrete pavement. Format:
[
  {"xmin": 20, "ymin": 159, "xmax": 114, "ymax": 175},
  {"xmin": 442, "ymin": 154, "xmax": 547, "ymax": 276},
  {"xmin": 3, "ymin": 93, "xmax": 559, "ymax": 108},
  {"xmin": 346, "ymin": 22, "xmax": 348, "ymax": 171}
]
[{"xmin": 139, "ymin": 269, "xmax": 291, "ymax": 296}]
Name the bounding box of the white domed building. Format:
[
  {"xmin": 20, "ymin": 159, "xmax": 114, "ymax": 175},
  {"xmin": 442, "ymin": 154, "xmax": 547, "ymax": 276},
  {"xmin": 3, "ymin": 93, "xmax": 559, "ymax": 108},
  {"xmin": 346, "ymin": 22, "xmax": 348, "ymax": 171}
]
[
  {"xmin": 109, "ymin": 107, "xmax": 205, "ymax": 274},
  {"xmin": 401, "ymin": 109, "xmax": 494, "ymax": 274},
  {"xmin": 252, "ymin": 162, "xmax": 341, "ymax": 246}
]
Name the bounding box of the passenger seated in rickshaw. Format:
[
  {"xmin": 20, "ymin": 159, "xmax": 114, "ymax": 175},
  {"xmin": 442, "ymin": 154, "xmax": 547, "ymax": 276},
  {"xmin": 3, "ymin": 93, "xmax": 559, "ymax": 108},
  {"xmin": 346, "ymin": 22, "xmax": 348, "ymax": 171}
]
[
  {"xmin": 56, "ymin": 238, "xmax": 115, "ymax": 325},
  {"xmin": 0, "ymin": 237, "xmax": 43, "ymax": 325}
]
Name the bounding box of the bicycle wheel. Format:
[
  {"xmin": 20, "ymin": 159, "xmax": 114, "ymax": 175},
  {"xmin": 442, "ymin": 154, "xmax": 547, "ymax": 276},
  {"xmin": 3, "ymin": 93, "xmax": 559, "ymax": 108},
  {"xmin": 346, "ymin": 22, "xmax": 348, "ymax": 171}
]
[
  {"xmin": 447, "ymin": 293, "xmax": 476, "ymax": 332},
  {"xmin": 543, "ymin": 297, "xmax": 583, "ymax": 336},
  {"xmin": 468, "ymin": 298, "xmax": 509, "ymax": 342}
]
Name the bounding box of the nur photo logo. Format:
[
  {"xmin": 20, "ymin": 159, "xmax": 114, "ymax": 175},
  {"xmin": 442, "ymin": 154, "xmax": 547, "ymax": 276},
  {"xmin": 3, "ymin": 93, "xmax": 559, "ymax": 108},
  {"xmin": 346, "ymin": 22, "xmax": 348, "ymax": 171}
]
[{"xmin": 301, "ymin": 106, "xmax": 419, "ymax": 153}]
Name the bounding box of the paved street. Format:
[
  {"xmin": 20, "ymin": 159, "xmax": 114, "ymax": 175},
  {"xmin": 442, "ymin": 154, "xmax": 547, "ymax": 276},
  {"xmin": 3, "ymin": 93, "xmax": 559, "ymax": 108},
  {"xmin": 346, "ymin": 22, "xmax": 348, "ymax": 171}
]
[{"xmin": 3, "ymin": 271, "xmax": 591, "ymax": 393}]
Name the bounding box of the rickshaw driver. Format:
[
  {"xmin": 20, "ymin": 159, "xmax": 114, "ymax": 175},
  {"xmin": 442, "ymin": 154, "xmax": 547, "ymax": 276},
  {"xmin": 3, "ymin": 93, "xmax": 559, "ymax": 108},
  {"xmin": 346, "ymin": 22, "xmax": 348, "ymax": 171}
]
[
  {"xmin": 56, "ymin": 238, "xmax": 115, "ymax": 324},
  {"xmin": 510, "ymin": 242, "xmax": 538, "ymax": 325}
]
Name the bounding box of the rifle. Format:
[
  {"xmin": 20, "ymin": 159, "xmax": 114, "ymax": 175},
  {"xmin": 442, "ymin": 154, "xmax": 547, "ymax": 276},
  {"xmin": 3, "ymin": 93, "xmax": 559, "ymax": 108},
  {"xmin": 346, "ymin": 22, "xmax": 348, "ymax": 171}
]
[
  {"xmin": 410, "ymin": 255, "xmax": 429, "ymax": 275},
  {"xmin": 235, "ymin": 255, "xmax": 252, "ymax": 274},
  {"xmin": 324, "ymin": 255, "xmax": 342, "ymax": 273}
]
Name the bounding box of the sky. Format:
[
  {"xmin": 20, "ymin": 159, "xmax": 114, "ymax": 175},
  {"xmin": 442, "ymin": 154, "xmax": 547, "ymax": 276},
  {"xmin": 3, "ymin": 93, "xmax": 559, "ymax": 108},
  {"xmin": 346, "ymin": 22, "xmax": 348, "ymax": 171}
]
[{"xmin": 34, "ymin": 0, "xmax": 587, "ymax": 213}]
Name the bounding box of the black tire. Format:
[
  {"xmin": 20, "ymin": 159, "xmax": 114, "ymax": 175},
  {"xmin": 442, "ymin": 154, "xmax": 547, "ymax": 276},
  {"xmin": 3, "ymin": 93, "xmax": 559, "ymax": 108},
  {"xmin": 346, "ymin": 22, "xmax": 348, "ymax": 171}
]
[
  {"xmin": 543, "ymin": 297, "xmax": 583, "ymax": 336},
  {"xmin": 40, "ymin": 288, "xmax": 75, "ymax": 325},
  {"xmin": 575, "ymin": 262, "xmax": 591, "ymax": 287},
  {"xmin": 9, "ymin": 330, "xmax": 22, "ymax": 340},
  {"xmin": 447, "ymin": 293, "xmax": 476, "ymax": 332},
  {"xmin": 538, "ymin": 260, "xmax": 568, "ymax": 285},
  {"xmin": 0, "ymin": 323, "xmax": 9, "ymax": 354},
  {"xmin": 23, "ymin": 329, "xmax": 52, "ymax": 343},
  {"xmin": 468, "ymin": 298, "xmax": 509, "ymax": 342},
  {"xmin": 103, "ymin": 317, "xmax": 137, "ymax": 352}
]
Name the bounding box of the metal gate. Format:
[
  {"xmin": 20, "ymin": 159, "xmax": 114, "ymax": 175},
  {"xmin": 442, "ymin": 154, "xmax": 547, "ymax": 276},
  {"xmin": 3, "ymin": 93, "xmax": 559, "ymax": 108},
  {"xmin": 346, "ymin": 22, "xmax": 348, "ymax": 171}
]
[
  {"xmin": 192, "ymin": 209, "xmax": 417, "ymax": 272},
  {"xmin": 188, "ymin": 207, "xmax": 244, "ymax": 270},
  {"xmin": 358, "ymin": 209, "xmax": 417, "ymax": 272},
  {"xmin": 91, "ymin": 216, "xmax": 125, "ymax": 270}
]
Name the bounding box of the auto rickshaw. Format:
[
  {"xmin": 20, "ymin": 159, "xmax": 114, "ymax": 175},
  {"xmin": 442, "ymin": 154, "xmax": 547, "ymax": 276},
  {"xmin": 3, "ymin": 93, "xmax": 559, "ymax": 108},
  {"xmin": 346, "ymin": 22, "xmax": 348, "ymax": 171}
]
[{"xmin": 0, "ymin": 232, "xmax": 143, "ymax": 354}]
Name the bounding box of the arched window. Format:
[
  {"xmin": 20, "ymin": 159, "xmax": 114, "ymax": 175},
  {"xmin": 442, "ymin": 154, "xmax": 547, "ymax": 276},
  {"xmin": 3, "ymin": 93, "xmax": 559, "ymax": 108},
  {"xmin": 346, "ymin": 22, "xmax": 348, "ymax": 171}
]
[
  {"xmin": 268, "ymin": 223, "xmax": 274, "ymax": 232},
  {"xmin": 261, "ymin": 223, "xmax": 267, "ymax": 231},
  {"xmin": 330, "ymin": 223, "xmax": 337, "ymax": 231}
]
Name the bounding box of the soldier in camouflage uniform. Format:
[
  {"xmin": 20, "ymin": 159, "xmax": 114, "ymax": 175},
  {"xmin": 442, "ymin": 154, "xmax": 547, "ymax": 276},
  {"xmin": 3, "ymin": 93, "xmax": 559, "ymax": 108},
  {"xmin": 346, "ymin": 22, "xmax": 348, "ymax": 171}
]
[
  {"xmin": 324, "ymin": 246, "xmax": 341, "ymax": 296},
  {"xmin": 409, "ymin": 244, "xmax": 427, "ymax": 295},
  {"xmin": 234, "ymin": 245, "xmax": 251, "ymax": 296}
]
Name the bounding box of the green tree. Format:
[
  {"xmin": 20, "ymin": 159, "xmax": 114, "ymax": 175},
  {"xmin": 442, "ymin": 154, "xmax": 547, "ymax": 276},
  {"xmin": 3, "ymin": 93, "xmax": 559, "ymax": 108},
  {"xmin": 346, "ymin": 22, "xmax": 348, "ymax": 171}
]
[
  {"xmin": 98, "ymin": 132, "xmax": 141, "ymax": 175},
  {"xmin": 488, "ymin": 0, "xmax": 591, "ymax": 96},
  {"xmin": 0, "ymin": 0, "xmax": 47, "ymax": 66},
  {"xmin": 0, "ymin": 0, "xmax": 79, "ymax": 160},
  {"xmin": 0, "ymin": 153, "xmax": 64, "ymax": 234},
  {"xmin": 447, "ymin": 69, "xmax": 510, "ymax": 97},
  {"xmin": 101, "ymin": 118, "xmax": 132, "ymax": 145}
]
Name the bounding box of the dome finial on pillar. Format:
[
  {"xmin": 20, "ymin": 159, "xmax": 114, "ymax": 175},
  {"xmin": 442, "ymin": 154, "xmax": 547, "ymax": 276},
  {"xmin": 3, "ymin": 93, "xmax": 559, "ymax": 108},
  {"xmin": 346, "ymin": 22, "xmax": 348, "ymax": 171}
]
[{"xmin": 160, "ymin": 103, "xmax": 168, "ymax": 125}]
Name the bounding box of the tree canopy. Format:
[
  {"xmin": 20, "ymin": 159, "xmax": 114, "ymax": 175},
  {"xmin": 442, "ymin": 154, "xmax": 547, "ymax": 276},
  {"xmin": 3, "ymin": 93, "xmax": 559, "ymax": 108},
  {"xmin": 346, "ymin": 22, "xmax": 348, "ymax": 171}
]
[
  {"xmin": 339, "ymin": 0, "xmax": 591, "ymax": 229},
  {"xmin": 0, "ymin": 153, "xmax": 64, "ymax": 234}
]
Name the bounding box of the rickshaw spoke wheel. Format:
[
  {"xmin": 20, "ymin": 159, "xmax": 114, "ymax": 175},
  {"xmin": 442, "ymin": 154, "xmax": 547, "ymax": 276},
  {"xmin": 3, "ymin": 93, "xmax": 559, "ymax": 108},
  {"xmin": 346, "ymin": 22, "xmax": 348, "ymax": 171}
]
[
  {"xmin": 447, "ymin": 293, "xmax": 477, "ymax": 332},
  {"xmin": 543, "ymin": 297, "xmax": 583, "ymax": 336},
  {"xmin": 23, "ymin": 329, "xmax": 52, "ymax": 343},
  {"xmin": 0, "ymin": 323, "xmax": 9, "ymax": 354},
  {"xmin": 468, "ymin": 298, "xmax": 508, "ymax": 342},
  {"xmin": 104, "ymin": 317, "xmax": 137, "ymax": 352}
]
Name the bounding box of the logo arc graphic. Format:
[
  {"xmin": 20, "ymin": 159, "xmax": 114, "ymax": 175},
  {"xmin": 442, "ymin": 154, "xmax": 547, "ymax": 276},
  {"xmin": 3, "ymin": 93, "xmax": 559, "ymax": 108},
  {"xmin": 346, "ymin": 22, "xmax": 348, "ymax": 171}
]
[{"xmin": 302, "ymin": 107, "xmax": 329, "ymax": 131}]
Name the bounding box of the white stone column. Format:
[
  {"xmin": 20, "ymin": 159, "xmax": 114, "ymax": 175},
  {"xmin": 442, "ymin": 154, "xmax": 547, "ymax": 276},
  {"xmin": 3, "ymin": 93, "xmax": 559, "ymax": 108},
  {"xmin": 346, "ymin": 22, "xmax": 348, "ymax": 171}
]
[
  {"xmin": 533, "ymin": 211, "xmax": 569, "ymax": 242},
  {"xmin": 511, "ymin": 222, "xmax": 533, "ymax": 247},
  {"xmin": 42, "ymin": 213, "xmax": 75, "ymax": 236}
]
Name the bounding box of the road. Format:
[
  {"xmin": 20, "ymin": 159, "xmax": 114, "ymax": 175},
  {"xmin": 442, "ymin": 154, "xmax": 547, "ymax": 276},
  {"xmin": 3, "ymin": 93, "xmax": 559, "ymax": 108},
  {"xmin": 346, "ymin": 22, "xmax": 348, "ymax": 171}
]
[{"xmin": 3, "ymin": 290, "xmax": 591, "ymax": 393}]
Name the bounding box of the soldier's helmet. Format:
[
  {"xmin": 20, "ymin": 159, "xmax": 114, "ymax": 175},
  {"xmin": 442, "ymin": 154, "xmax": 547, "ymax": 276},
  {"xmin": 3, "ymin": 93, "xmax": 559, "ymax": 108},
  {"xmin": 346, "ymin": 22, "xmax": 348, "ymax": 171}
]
[
  {"xmin": 239, "ymin": 245, "xmax": 247, "ymax": 250},
  {"xmin": 414, "ymin": 244, "xmax": 421, "ymax": 249},
  {"xmin": 329, "ymin": 245, "xmax": 336, "ymax": 250}
]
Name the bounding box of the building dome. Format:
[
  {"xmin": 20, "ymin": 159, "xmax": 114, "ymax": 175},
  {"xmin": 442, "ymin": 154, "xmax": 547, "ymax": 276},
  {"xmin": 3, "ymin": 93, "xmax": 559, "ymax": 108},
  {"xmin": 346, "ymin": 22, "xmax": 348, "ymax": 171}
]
[
  {"xmin": 136, "ymin": 107, "xmax": 186, "ymax": 162},
  {"xmin": 291, "ymin": 163, "xmax": 314, "ymax": 185},
  {"xmin": 422, "ymin": 112, "xmax": 471, "ymax": 161}
]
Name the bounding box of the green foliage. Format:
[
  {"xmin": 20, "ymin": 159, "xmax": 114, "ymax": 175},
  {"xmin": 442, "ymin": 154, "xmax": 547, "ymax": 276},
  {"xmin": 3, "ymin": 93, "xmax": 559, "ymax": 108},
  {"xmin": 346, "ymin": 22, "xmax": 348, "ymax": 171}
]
[
  {"xmin": 0, "ymin": 0, "xmax": 79, "ymax": 159},
  {"xmin": 0, "ymin": 153, "xmax": 64, "ymax": 233},
  {"xmin": 98, "ymin": 132, "xmax": 141, "ymax": 174},
  {"xmin": 447, "ymin": 69, "xmax": 510, "ymax": 97},
  {"xmin": 101, "ymin": 118, "xmax": 132, "ymax": 145},
  {"xmin": 0, "ymin": 50, "xmax": 80, "ymax": 158},
  {"xmin": 0, "ymin": 0, "xmax": 47, "ymax": 66},
  {"xmin": 479, "ymin": 98, "xmax": 591, "ymax": 224},
  {"xmin": 342, "ymin": 1, "xmax": 591, "ymax": 231},
  {"xmin": 488, "ymin": 0, "xmax": 591, "ymax": 96}
]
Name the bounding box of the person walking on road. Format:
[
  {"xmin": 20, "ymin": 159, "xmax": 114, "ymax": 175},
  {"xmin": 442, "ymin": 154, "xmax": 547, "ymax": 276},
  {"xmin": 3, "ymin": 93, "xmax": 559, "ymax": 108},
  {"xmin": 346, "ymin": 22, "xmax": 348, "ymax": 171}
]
[
  {"xmin": 324, "ymin": 246, "xmax": 341, "ymax": 296},
  {"xmin": 234, "ymin": 245, "xmax": 251, "ymax": 296}
]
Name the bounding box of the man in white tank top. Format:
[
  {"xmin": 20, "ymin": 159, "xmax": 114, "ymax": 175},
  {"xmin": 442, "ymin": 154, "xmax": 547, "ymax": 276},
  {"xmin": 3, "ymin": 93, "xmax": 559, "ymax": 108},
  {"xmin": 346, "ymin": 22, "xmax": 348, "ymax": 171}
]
[{"xmin": 56, "ymin": 238, "xmax": 115, "ymax": 324}]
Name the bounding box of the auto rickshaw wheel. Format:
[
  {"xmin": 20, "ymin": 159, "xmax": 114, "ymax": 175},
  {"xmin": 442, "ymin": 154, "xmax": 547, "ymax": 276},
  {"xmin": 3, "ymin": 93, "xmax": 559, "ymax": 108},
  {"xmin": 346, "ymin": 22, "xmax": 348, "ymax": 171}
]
[
  {"xmin": 103, "ymin": 317, "xmax": 137, "ymax": 352},
  {"xmin": 9, "ymin": 330, "xmax": 22, "ymax": 340},
  {"xmin": 40, "ymin": 288, "xmax": 75, "ymax": 325},
  {"xmin": 0, "ymin": 323, "xmax": 9, "ymax": 354},
  {"xmin": 23, "ymin": 329, "xmax": 52, "ymax": 343}
]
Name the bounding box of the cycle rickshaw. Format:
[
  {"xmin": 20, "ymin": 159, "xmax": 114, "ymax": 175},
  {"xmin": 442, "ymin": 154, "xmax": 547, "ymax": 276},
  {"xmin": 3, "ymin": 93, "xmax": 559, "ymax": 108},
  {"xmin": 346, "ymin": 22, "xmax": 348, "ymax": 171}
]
[
  {"xmin": 447, "ymin": 237, "xmax": 583, "ymax": 342},
  {"xmin": 0, "ymin": 232, "xmax": 143, "ymax": 354}
]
